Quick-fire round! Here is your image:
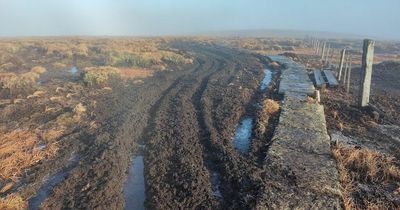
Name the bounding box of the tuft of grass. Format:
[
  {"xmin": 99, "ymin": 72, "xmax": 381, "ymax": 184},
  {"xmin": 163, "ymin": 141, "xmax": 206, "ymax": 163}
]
[
  {"xmin": 260, "ymin": 99, "xmax": 280, "ymax": 116},
  {"xmin": 73, "ymin": 103, "xmax": 86, "ymax": 115},
  {"xmin": 83, "ymin": 66, "xmax": 120, "ymax": 87},
  {"xmin": 333, "ymin": 144, "xmax": 400, "ymax": 209},
  {"xmin": 1, "ymin": 72, "xmax": 41, "ymax": 98},
  {"xmin": 256, "ymin": 99, "xmax": 280, "ymax": 137},
  {"xmin": 30, "ymin": 66, "xmax": 46, "ymax": 75}
]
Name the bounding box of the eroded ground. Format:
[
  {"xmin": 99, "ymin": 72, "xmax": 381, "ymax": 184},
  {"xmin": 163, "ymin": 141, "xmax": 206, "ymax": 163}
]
[
  {"xmin": 1, "ymin": 37, "xmax": 399, "ymax": 210},
  {"xmin": 0, "ymin": 39, "xmax": 283, "ymax": 210}
]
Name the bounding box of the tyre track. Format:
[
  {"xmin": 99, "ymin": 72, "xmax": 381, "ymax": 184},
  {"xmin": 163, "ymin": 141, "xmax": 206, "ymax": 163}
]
[
  {"xmin": 146, "ymin": 54, "xmax": 220, "ymax": 209},
  {"xmin": 196, "ymin": 47, "xmax": 266, "ymax": 209},
  {"xmin": 37, "ymin": 41, "xmax": 266, "ymax": 210},
  {"xmin": 145, "ymin": 42, "xmax": 265, "ymax": 209},
  {"xmin": 40, "ymin": 57, "xmax": 202, "ymax": 209}
]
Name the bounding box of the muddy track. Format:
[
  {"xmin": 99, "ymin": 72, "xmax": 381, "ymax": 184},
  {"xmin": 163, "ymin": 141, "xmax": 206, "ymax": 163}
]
[
  {"xmin": 145, "ymin": 54, "xmax": 220, "ymax": 209},
  {"xmin": 145, "ymin": 43, "xmax": 267, "ymax": 209},
  {"xmin": 39, "ymin": 59, "xmax": 202, "ymax": 209},
  {"xmin": 138, "ymin": 60, "xmax": 202, "ymax": 146},
  {"xmin": 198, "ymin": 57, "xmax": 264, "ymax": 209},
  {"xmin": 25, "ymin": 41, "xmax": 269, "ymax": 210}
]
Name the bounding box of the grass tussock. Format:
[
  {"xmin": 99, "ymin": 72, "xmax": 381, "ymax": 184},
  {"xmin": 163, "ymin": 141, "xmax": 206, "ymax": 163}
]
[
  {"xmin": 83, "ymin": 66, "xmax": 156, "ymax": 87},
  {"xmin": 260, "ymin": 99, "xmax": 280, "ymax": 116},
  {"xmin": 256, "ymin": 99, "xmax": 280, "ymax": 137},
  {"xmin": 333, "ymin": 144, "xmax": 400, "ymax": 210},
  {"xmin": 83, "ymin": 66, "xmax": 120, "ymax": 87},
  {"xmin": 30, "ymin": 66, "xmax": 46, "ymax": 75}
]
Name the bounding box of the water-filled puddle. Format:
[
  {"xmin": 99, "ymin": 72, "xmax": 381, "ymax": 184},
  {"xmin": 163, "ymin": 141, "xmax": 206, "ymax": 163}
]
[
  {"xmin": 69, "ymin": 66, "xmax": 78, "ymax": 76},
  {"xmin": 260, "ymin": 69, "xmax": 272, "ymax": 91},
  {"xmin": 232, "ymin": 117, "xmax": 253, "ymax": 154},
  {"xmin": 210, "ymin": 171, "xmax": 222, "ymax": 198},
  {"xmin": 35, "ymin": 143, "xmax": 47, "ymax": 151},
  {"xmin": 124, "ymin": 156, "xmax": 145, "ymax": 210}
]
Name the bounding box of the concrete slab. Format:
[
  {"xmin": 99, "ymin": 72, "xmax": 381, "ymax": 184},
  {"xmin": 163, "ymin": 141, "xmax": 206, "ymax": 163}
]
[
  {"xmin": 275, "ymin": 57, "xmax": 315, "ymax": 96},
  {"xmin": 323, "ymin": 70, "xmax": 339, "ymax": 87},
  {"xmin": 314, "ymin": 69, "xmax": 326, "ymax": 88},
  {"xmin": 260, "ymin": 56, "xmax": 342, "ymax": 209}
]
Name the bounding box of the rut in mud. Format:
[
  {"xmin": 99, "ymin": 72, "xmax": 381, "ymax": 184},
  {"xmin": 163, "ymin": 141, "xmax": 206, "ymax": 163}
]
[{"xmin": 143, "ymin": 43, "xmax": 274, "ymax": 209}]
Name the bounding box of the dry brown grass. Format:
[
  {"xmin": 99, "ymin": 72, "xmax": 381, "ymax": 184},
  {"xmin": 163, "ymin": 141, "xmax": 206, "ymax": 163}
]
[
  {"xmin": 256, "ymin": 99, "xmax": 280, "ymax": 136},
  {"xmin": 0, "ymin": 194, "xmax": 26, "ymax": 210},
  {"xmin": 118, "ymin": 68, "xmax": 154, "ymax": 79},
  {"xmin": 30, "ymin": 66, "xmax": 46, "ymax": 75},
  {"xmin": 0, "ymin": 130, "xmax": 58, "ymax": 183},
  {"xmin": 260, "ymin": 99, "xmax": 280, "ymax": 116},
  {"xmin": 333, "ymin": 144, "xmax": 400, "ymax": 209}
]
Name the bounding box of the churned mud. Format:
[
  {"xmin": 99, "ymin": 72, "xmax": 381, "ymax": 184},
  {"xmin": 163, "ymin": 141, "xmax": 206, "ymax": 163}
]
[{"xmin": 0, "ymin": 41, "xmax": 286, "ymax": 210}]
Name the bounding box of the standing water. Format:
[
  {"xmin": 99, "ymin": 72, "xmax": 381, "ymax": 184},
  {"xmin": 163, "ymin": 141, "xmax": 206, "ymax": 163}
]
[
  {"xmin": 232, "ymin": 117, "xmax": 253, "ymax": 154},
  {"xmin": 28, "ymin": 154, "xmax": 80, "ymax": 210},
  {"xmin": 210, "ymin": 171, "xmax": 222, "ymax": 198},
  {"xmin": 69, "ymin": 66, "xmax": 78, "ymax": 76},
  {"xmin": 260, "ymin": 69, "xmax": 272, "ymax": 91},
  {"xmin": 124, "ymin": 156, "xmax": 145, "ymax": 210},
  {"xmin": 232, "ymin": 66, "xmax": 273, "ymax": 154}
]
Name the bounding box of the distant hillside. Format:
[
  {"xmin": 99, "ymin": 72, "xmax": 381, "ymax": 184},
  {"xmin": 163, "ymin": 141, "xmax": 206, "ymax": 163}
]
[{"xmin": 199, "ymin": 29, "xmax": 366, "ymax": 40}]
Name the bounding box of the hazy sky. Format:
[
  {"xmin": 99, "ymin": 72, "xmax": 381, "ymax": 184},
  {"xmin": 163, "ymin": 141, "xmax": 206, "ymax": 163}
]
[{"xmin": 0, "ymin": 0, "xmax": 399, "ymax": 40}]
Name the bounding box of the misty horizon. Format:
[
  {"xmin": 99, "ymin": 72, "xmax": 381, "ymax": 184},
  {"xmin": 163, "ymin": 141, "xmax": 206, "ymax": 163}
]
[{"xmin": 0, "ymin": 0, "xmax": 399, "ymax": 40}]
